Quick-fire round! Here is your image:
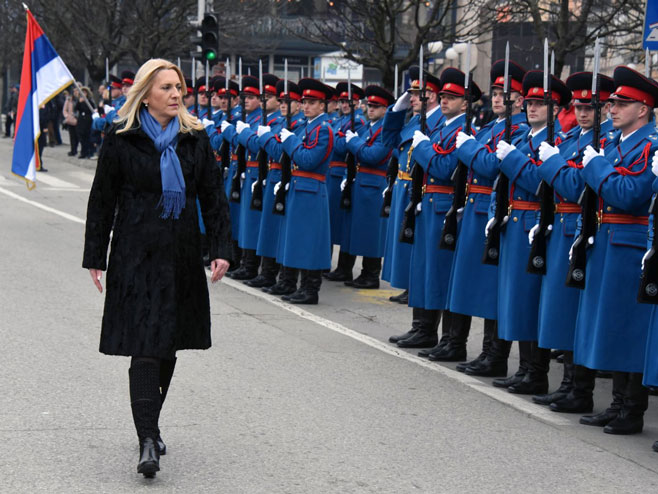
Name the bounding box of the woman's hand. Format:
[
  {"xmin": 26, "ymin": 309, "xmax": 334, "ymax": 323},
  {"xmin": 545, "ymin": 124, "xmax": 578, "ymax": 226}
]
[
  {"xmin": 210, "ymin": 259, "xmax": 230, "ymax": 283},
  {"xmin": 89, "ymin": 269, "xmax": 103, "ymax": 293}
]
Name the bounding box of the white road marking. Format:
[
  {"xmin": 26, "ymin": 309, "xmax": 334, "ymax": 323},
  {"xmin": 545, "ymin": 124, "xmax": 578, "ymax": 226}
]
[
  {"xmin": 34, "ymin": 174, "xmax": 79, "ymax": 189},
  {"xmin": 0, "ymin": 185, "xmax": 571, "ymax": 427}
]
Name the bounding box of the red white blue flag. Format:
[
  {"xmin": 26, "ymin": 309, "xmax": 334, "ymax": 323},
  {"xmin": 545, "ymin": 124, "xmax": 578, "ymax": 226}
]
[{"xmin": 11, "ymin": 8, "xmax": 74, "ymax": 188}]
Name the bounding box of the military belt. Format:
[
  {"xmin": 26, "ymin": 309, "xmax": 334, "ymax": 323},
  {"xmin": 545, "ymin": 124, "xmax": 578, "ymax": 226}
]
[
  {"xmin": 292, "ymin": 170, "xmax": 326, "ymax": 182},
  {"xmin": 424, "ymin": 185, "xmax": 454, "ymax": 194},
  {"xmin": 358, "ymin": 166, "xmax": 387, "ymax": 177},
  {"xmin": 600, "ymin": 213, "xmax": 648, "ymax": 226},
  {"xmin": 555, "ymin": 202, "xmax": 580, "ymax": 214}
]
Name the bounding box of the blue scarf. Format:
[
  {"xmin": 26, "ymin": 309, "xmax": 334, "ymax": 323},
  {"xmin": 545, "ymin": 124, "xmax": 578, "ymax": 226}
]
[{"xmin": 140, "ymin": 108, "xmax": 185, "ymax": 219}]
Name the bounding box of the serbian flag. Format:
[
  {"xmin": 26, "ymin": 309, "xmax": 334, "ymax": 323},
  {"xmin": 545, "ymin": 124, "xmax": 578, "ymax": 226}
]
[{"xmin": 11, "ymin": 8, "xmax": 74, "ymax": 189}]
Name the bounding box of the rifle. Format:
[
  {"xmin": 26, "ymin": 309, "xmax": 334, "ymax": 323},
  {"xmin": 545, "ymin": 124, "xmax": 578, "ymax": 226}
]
[
  {"xmin": 230, "ymin": 58, "xmax": 246, "ymax": 203},
  {"xmin": 482, "ymin": 42, "xmax": 511, "ymax": 265},
  {"xmin": 440, "ymin": 42, "xmax": 473, "ymax": 250},
  {"xmin": 566, "ymin": 38, "xmax": 601, "ymax": 288},
  {"xmin": 250, "ymin": 60, "xmax": 267, "ymax": 210},
  {"xmin": 340, "ymin": 69, "xmax": 357, "ymax": 210},
  {"xmin": 399, "ymin": 46, "xmax": 426, "ymax": 244},
  {"xmin": 273, "ymin": 59, "xmax": 292, "ymax": 215},
  {"xmin": 105, "ymin": 58, "xmax": 112, "ymax": 107},
  {"xmin": 206, "ymin": 60, "xmax": 211, "ymax": 120},
  {"xmin": 527, "ymin": 40, "xmax": 555, "ymax": 274},
  {"xmin": 381, "ymin": 64, "xmax": 399, "ymax": 218},
  {"xmin": 218, "ymin": 58, "xmax": 232, "ymax": 176},
  {"xmin": 639, "ymin": 196, "xmax": 658, "ymax": 303},
  {"xmin": 192, "ymin": 57, "xmax": 198, "ymax": 117}
]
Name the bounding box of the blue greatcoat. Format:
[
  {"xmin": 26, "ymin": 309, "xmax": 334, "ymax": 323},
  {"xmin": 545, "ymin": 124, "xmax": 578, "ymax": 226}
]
[
  {"xmin": 380, "ymin": 107, "xmax": 443, "ymax": 289},
  {"xmin": 452, "ymin": 113, "xmax": 529, "ymax": 319},
  {"xmin": 340, "ymin": 118, "xmax": 394, "ymax": 257},
  {"xmin": 644, "ymin": 178, "xmax": 658, "ymax": 386},
  {"xmin": 328, "ymin": 110, "xmax": 366, "ymax": 245},
  {"xmin": 496, "ymin": 122, "xmax": 563, "ymax": 341},
  {"xmin": 535, "ymin": 120, "xmax": 615, "ymax": 351},
  {"xmin": 208, "ymin": 105, "xmax": 242, "ymax": 240},
  {"xmin": 573, "ymin": 122, "xmax": 658, "ymax": 373},
  {"xmin": 280, "ymin": 114, "xmax": 334, "ymax": 270},
  {"xmin": 252, "ymin": 111, "xmax": 304, "ymax": 258},
  {"xmin": 226, "ymin": 108, "xmax": 263, "ymax": 250},
  {"xmin": 91, "ymin": 94, "xmax": 126, "ymax": 132},
  {"xmin": 408, "ymin": 113, "xmax": 465, "ymax": 310}
]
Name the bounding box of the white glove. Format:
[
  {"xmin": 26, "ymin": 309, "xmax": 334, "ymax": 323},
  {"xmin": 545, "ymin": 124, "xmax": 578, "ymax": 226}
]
[
  {"xmin": 280, "ymin": 128, "xmax": 293, "ymax": 142},
  {"xmin": 528, "ymin": 224, "xmax": 540, "ymax": 245},
  {"xmin": 201, "ymin": 118, "xmax": 214, "ymax": 128},
  {"xmin": 455, "ymin": 131, "xmax": 474, "ymax": 149},
  {"xmin": 538, "ymin": 141, "xmax": 559, "ymax": 162},
  {"xmin": 651, "ymin": 150, "xmax": 658, "ymax": 177},
  {"xmin": 340, "ymin": 178, "xmax": 347, "ymax": 191},
  {"xmin": 220, "ymin": 120, "xmax": 231, "ymax": 132},
  {"xmin": 582, "ymin": 145, "xmax": 604, "ymax": 167},
  {"xmin": 496, "ymin": 140, "xmax": 516, "ymax": 161},
  {"xmin": 392, "ymin": 91, "xmax": 412, "ymax": 112},
  {"xmin": 236, "ymin": 120, "xmax": 249, "ymax": 134},
  {"xmin": 345, "ymin": 130, "xmax": 358, "ymax": 143},
  {"xmin": 416, "ymin": 202, "xmax": 422, "ymax": 213},
  {"xmin": 273, "ymin": 181, "xmax": 281, "ymax": 195},
  {"xmin": 412, "ymin": 130, "xmax": 429, "ymax": 149},
  {"xmin": 257, "ymin": 125, "xmax": 271, "ymax": 138},
  {"xmin": 485, "ymin": 217, "xmax": 495, "ymax": 237},
  {"xmin": 285, "ymin": 183, "xmax": 290, "ymax": 191}
]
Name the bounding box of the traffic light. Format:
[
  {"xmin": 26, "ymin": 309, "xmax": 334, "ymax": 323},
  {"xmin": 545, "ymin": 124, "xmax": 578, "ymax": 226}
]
[{"xmin": 201, "ymin": 14, "xmax": 219, "ymax": 64}]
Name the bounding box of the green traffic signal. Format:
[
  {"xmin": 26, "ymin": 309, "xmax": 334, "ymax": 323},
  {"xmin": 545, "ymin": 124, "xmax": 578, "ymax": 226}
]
[{"xmin": 200, "ymin": 14, "xmax": 219, "ymax": 65}]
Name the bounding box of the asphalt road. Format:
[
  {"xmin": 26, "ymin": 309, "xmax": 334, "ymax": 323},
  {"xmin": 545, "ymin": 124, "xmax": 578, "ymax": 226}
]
[{"xmin": 1, "ymin": 136, "xmax": 658, "ymax": 493}]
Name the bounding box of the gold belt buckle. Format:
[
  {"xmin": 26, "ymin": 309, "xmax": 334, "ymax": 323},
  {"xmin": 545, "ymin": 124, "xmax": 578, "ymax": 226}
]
[{"xmin": 422, "ymin": 184, "xmax": 427, "ymax": 194}]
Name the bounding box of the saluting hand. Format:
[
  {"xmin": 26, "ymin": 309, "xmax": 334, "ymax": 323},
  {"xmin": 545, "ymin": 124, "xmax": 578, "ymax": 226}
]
[{"xmin": 392, "ymin": 92, "xmax": 411, "ymax": 112}]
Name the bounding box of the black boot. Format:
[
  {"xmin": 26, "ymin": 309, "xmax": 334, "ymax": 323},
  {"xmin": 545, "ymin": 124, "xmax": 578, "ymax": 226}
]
[
  {"xmin": 550, "ymin": 364, "xmax": 596, "ymax": 413},
  {"xmin": 129, "ymin": 359, "xmax": 161, "ymax": 477},
  {"xmin": 324, "ymin": 250, "xmax": 355, "ymax": 281},
  {"xmin": 492, "ymin": 340, "xmax": 530, "ymax": 387},
  {"xmin": 245, "ymin": 256, "xmax": 279, "ymax": 287},
  {"xmin": 389, "ymin": 289, "xmax": 409, "ymax": 304},
  {"xmin": 349, "ymin": 257, "xmax": 381, "ymax": 289},
  {"xmin": 397, "ymin": 309, "xmax": 439, "ymax": 348},
  {"xmin": 266, "ymin": 266, "xmax": 298, "ymax": 295},
  {"xmin": 231, "ymin": 249, "xmax": 260, "ymax": 280},
  {"xmin": 604, "ymin": 372, "xmax": 648, "ymax": 435},
  {"xmin": 156, "ymin": 357, "xmax": 176, "ymax": 455},
  {"xmin": 508, "ymin": 341, "xmax": 550, "ymax": 395},
  {"xmin": 428, "ymin": 311, "xmax": 471, "ymax": 362},
  {"xmin": 418, "ymin": 310, "xmax": 448, "ymax": 357},
  {"xmin": 465, "ymin": 320, "xmax": 510, "ymax": 377},
  {"xmin": 457, "ymin": 318, "xmax": 494, "ymax": 372},
  {"xmin": 389, "ymin": 307, "xmax": 423, "ymax": 343},
  {"xmin": 226, "ymin": 240, "xmax": 242, "ymax": 274},
  {"xmin": 289, "ymin": 270, "xmax": 321, "ymax": 304},
  {"xmin": 534, "ymin": 351, "xmax": 574, "ymax": 405},
  {"xmin": 580, "ymin": 372, "xmax": 626, "ymax": 426}
]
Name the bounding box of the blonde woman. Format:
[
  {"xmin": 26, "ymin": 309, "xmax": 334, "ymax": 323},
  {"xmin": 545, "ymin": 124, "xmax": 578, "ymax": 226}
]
[{"xmin": 82, "ymin": 59, "xmax": 232, "ymax": 478}]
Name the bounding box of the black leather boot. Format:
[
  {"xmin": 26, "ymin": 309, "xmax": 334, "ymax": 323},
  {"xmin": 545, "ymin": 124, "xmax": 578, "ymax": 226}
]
[
  {"xmin": 389, "ymin": 289, "xmax": 409, "ymax": 304},
  {"xmin": 580, "ymin": 372, "xmax": 626, "ymax": 426},
  {"xmin": 226, "ymin": 240, "xmax": 242, "ymax": 274},
  {"xmin": 550, "ymin": 364, "xmax": 596, "ymax": 413},
  {"xmin": 418, "ymin": 310, "xmax": 449, "ymax": 357},
  {"xmin": 156, "ymin": 357, "xmax": 177, "ymax": 455},
  {"xmin": 129, "ymin": 360, "xmax": 161, "ymax": 477},
  {"xmin": 604, "ymin": 372, "xmax": 648, "ymax": 435},
  {"xmin": 324, "ymin": 251, "xmax": 355, "ymax": 281},
  {"xmin": 266, "ymin": 267, "xmax": 298, "ymax": 295},
  {"xmin": 349, "ymin": 257, "xmax": 381, "ymax": 289},
  {"xmin": 245, "ymin": 256, "xmax": 279, "ymax": 287},
  {"xmin": 457, "ymin": 318, "xmax": 494, "ymax": 372},
  {"xmin": 533, "ymin": 351, "xmax": 574, "ymax": 405},
  {"xmin": 231, "ymin": 249, "xmax": 260, "ymax": 280},
  {"xmin": 389, "ymin": 307, "xmax": 423, "ymax": 343},
  {"xmin": 492, "ymin": 341, "xmax": 530, "ymax": 387},
  {"xmin": 428, "ymin": 311, "xmax": 471, "ymax": 362},
  {"xmin": 397, "ymin": 309, "xmax": 439, "ymax": 348},
  {"xmin": 508, "ymin": 341, "xmax": 550, "ymax": 395},
  {"xmin": 289, "ymin": 269, "xmax": 321, "ymax": 304},
  {"xmin": 465, "ymin": 321, "xmax": 510, "ymax": 377}
]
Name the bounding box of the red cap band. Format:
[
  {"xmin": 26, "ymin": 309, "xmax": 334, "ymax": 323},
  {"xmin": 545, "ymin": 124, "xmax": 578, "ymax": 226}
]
[
  {"xmin": 440, "ymin": 82, "xmax": 465, "ymax": 96},
  {"xmin": 410, "ymin": 80, "xmax": 440, "ymax": 94},
  {"xmin": 242, "ymin": 86, "xmax": 260, "ymax": 96},
  {"xmin": 186, "ymin": 87, "xmax": 193, "ymax": 95},
  {"xmin": 110, "ymin": 81, "xmax": 121, "ymax": 89},
  {"xmin": 197, "ymin": 85, "xmax": 206, "ymax": 93},
  {"xmin": 122, "ymin": 78, "xmax": 133, "ymax": 86},
  {"xmin": 302, "ymin": 88, "xmax": 326, "ymax": 100},
  {"xmin": 339, "ymin": 91, "xmax": 360, "ymax": 101},
  {"xmin": 611, "ymin": 85, "xmax": 655, "ymax": 107},
  {"xmin": 367, "ymin": 95, "xmax": 389, "ymax": 106},
  {"xmin": 217, "ymin": 88, "xmax": 238, "ymax": 97},
  {"xmin": 264, "ymin": 84, "xmax": 277, "ymax": 95},
  {"xmin": 572, "ymin": 89, "xmax": 612, "ymax": 104},
  {"xmin": 524, "ymin": 87, "xmax": 562, "ymax": 105},
  {"xmin": 493, "ymin": 76, "xmax": 522, "ymax": 93},
  {"xmin": 279, "ymin": 91, "xmax": 301, "ymax": 101}
]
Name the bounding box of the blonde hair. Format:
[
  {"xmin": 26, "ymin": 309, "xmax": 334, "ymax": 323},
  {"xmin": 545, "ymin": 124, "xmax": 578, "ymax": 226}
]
[{"xmin": 115, "ymin": 58, "xmax": 202, "ymax": 134}]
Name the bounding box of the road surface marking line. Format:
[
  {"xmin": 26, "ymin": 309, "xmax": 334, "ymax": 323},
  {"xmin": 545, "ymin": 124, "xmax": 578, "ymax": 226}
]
[{"xmin": 0, "ymin": 186, "xmax": 85, "ymax": 224}]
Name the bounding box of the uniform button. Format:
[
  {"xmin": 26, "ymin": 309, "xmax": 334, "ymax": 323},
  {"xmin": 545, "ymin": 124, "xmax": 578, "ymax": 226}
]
[
  {"xmin": 430, "ymin": 178, "xmax": 435, "ymax": 183},
  {"xmin": 560, "ymin": 218, "xmax": 564, "ymax": 223},
  {"xmin": 527, "ymin": 153, "xmax": 532, "ymax": 157},
  {"xmin": 606, "ymin": 206, "xmax": 612, "ymax": 211},
  {"xmin": 469, "ymin": 198, "xmax": 474, "ymax": 204},
  {"xmin": 513, "ymin": 217, "xmax": 518, "ymax": 222},
  {"xmin": 473, "ymin": 178, "xmax": 478, "ymax": 184},
  {"xmin": 400, "ymin": 146, "xmax": 404, "ymax": 151},
  {"xmin": 429, "ymin": 198, "xmax": 433, "ymax": 203},
  {"xmin": 517, "ymin": 196, "xmax": 522, "ymax": 200}
]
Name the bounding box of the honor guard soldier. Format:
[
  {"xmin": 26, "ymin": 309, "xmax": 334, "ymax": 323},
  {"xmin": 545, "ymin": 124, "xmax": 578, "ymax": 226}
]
[
  {"xmin": 209, "ymin": 77, "xmax": 224, "ymax": 124},
  {"xmin": 256, "ymin": 80, "xmax": 306, "ymax": 293},
  {"xmin": 184, "ymin": 78, "xmax": 195, "ymax": 112},
  {"xmin": 92, "ymin": 74, "xmax": 126, "ymax": 133},
  {"xmin": 338, "ymin": 85, "xmax": 395, "ymax": 288},
  {"xmin": 571, "ymin": 66, "xmax": 658, "ymax": 434},
  {"xmin": 407, "ymin": 68, "xmax": 481, "ymax": 361},
  {"xmin": 453, "ymin": 59, "xmax": 529, "ymax": 374},
  {"xmin": 327, "ymin": 88, "xmax": 340, "ymax": 124},
  {"xmin": 222, "ymin": 74, "xmax": 271, "ymax": 281},
  {"xmin": 324, "ymin": 82, "xmax": 366, "ymax": 282},
  {"xmin": 492, "ymin": 70, "xmax": 570, "ymax": 394},
  {"xmin": 532, "ymin": 72, "xmax": 616, "ymax": 411},
  {"xmin": 382, "ymin": 67, "xmax": 443, "ymax": 308},
  {"xmin": 276, "ymin": 78, "xmax": 335, "ymax": 304},
  {"xmin": 194, "ymin": 76, "xmax": 210, "ymax": 119},
  {"xmin": 237, "ymin": 75, "xmax": 286, "ymax": 288},
  {"xmin": 384, "ymin": 66, "xmax": 444, "ymax": 345}
]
